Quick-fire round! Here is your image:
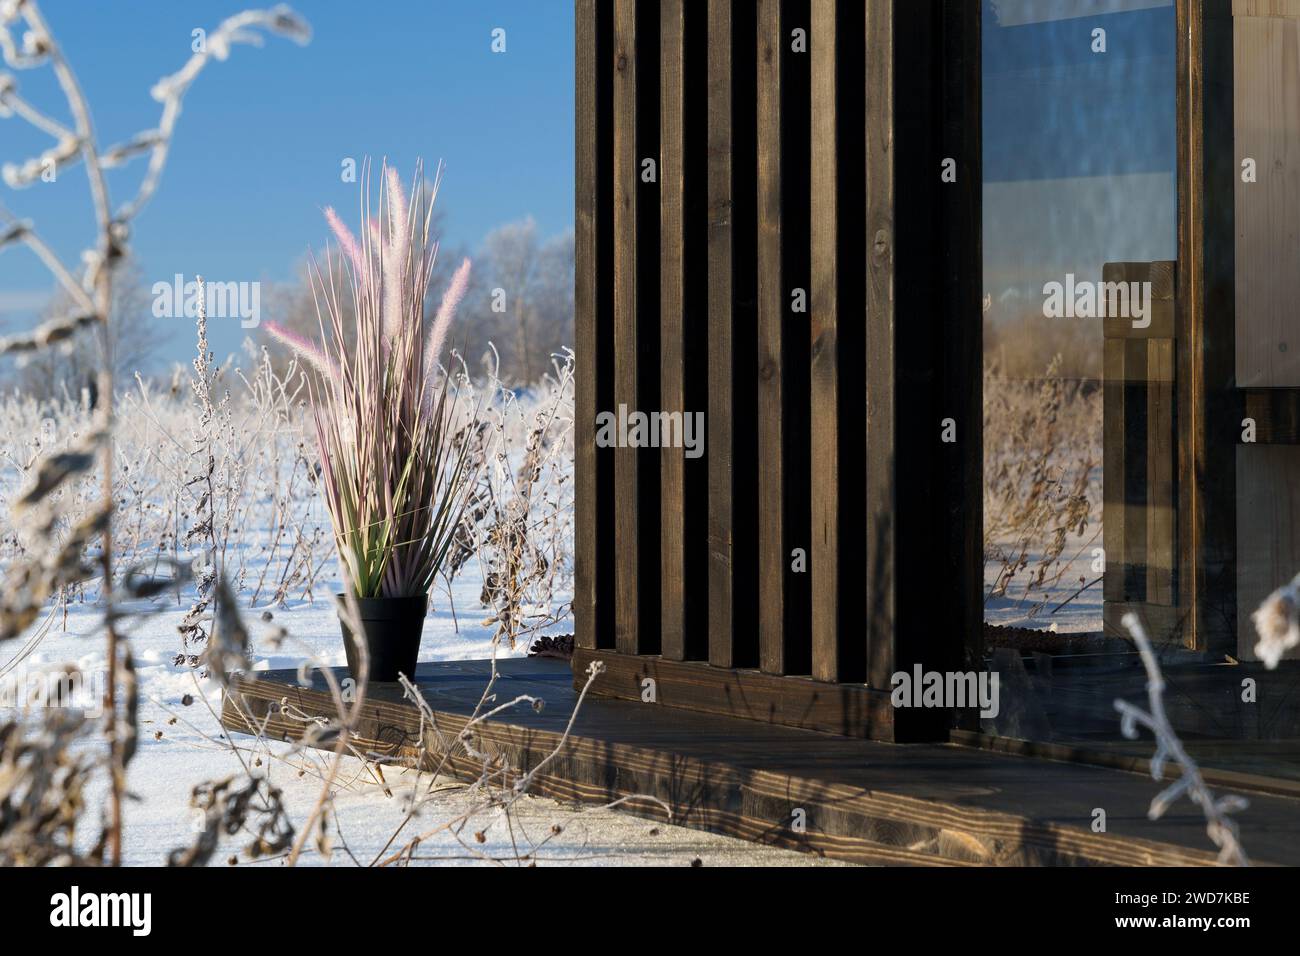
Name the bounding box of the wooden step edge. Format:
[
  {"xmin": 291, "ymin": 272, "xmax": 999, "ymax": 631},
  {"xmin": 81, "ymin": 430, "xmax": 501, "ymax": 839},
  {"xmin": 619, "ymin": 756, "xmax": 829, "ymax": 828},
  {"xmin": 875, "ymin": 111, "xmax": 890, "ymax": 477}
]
[{"xmin": 220, "ymin": 676, "xmax": 1258, "ymax": 867}]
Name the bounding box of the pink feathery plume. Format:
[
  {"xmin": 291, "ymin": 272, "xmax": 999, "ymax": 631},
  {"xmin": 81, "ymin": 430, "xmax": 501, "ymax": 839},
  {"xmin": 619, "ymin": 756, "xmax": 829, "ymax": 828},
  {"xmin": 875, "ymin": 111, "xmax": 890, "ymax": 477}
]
[
  {"xmin": 382, "ymin": 166, "xmax": 410, "ymax": 347},
  {"xmin": 386, "ymin": 165, "xmax": 408, "ymax": 239},
  {"xmin": 265, "ymin": 321, "xmax": 337, "ymax": 380},
  {"xmin": 323, "ymin": 206, "xmax": 364, "ymax": 278},
  {"xmin": 424, "ymin": 257, "xmax": 471, "ymax": 379}
]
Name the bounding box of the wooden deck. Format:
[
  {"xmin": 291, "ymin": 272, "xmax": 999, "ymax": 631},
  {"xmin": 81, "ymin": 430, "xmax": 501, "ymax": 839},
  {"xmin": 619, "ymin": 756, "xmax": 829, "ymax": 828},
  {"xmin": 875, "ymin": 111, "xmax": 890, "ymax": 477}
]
[{"xmin": 220, "ymin": 657, "xmax": 1300, "ymax": 866}]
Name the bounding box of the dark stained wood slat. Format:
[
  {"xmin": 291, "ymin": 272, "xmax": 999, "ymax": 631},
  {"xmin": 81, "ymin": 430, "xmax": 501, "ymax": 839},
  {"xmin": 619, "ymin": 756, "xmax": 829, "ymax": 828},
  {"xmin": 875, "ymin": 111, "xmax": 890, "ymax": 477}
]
[
  {"xmin": 863, "ymin": 0, "xmax": 895, "ymax": 691},
  {"xmin": 612, "ymin": 0, "xmax": 640, "ymax": 656},
  {"xmin": 1176, "ymin": 0, "xmax": 1237, "ymax": 654},
  {"xmin": 706, "ymin": 0, "xmax": 736, "ymax": 668},
  {"xmin": 574, "ymin": 0, "xmax": 600, "ymax": 651},
  {"xmin": 809, "ymin": 0, "xmax": 840, "ymax": 682},
  {"xmin": 659, "ymin": 0, "xmax": 687, "ymax": 662},
  {"xmin": 756, "ymin": 0, "xmax": 786, "ymax": 674}
]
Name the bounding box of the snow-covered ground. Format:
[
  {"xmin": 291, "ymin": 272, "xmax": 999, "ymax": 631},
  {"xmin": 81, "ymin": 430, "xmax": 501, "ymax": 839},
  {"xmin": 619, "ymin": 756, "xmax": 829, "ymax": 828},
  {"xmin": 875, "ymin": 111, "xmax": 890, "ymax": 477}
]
[
  {"xmin": 983, "ymin": 528, "xmax": 1104, "ymax": 635},
  {"xmin": 9, "ymin": 577, "xmax": 837, "ymax": 866},
  {"xmin": 1, "ymin": 375, "xmax": 836, "ymax": 866}
]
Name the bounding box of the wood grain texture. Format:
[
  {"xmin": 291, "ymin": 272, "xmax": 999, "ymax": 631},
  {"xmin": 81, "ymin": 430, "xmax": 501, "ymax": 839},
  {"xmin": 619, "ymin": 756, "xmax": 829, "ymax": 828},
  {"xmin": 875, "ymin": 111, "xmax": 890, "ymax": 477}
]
[
  {"xmin": 757, "ymin": 0, "xmax": 786, "ymax": 674},
  {"xmin": 575, "ymin": 0, "xmax": 600, "ymax": 650},
  {"xmin": 612, "ymin": 0, "xmax": 640, "ymax": 656},
  {"xmin": 864, "ymin": 0, "xmax": 895, "ymax": 689},
  {"xmin": 1233, "ymin": 0, "xmax": 1300, "ymax": 15},
  {"xmin": 809, "ymin": 0, "xmax": 840, "ymax": 682},
  {"xmin": 1234, "ymin": 14, "xmax": 1300, "ymax": 387},
  {"xmin": 706, "ymin": 0, "xmax": 735, "ymax": 668},
  {"xmin": 660, "ymin": 0, "xmax": 687, "ymax": 662}
]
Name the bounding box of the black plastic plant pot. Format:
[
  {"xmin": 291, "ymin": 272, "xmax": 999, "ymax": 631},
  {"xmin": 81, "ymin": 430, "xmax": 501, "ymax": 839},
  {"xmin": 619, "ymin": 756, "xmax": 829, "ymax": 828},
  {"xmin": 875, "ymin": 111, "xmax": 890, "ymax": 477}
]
[{"xmin": 335, "ymin": 593, "xmax": 428, "ymax": 683}]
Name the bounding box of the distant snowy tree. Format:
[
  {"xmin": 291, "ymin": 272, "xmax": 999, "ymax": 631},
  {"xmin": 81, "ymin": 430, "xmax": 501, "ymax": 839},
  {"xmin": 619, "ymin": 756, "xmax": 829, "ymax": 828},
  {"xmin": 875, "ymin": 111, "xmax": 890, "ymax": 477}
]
[{"xmin": 2, "ymin": 260, "xmax": 162, "ymax": 401}]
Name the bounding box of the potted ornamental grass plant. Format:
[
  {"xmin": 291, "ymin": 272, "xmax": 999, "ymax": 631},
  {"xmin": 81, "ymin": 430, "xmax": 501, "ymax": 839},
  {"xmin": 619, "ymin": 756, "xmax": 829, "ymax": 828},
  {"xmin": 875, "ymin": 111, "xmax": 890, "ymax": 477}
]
[{"xmin": 267, "ymin": 160, "xmax": 478, "ymax": 682}]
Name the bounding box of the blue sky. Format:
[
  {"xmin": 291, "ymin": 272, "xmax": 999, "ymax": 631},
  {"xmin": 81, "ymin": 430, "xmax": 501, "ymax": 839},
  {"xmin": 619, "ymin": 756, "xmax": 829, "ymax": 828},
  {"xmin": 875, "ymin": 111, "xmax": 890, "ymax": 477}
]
[
  {"xmin": 984, "ymin": 1, "xmax": 1175, "ymax": 183},
  {"xmin": 982, "ymin": 0, "xmax": 1177, "ymax": 313},
  {"xmin": 1, "ymin": 0, "xmax": 575, "ymax": 362}
]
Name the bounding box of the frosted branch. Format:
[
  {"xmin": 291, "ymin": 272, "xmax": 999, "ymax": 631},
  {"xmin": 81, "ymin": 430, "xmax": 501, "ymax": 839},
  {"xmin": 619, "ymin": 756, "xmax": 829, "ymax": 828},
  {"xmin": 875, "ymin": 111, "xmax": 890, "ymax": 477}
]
[
  {"xmin": 0, "ymin": 217, "xmax": 98, "ymax": 315},
  {"xmin": 117, "ymin": 4, "xmax": 311, "ymax": 223},
  {"xmin": 1252, "ymin": 572, "xmax": 1300, "ymax": 669},
  {"xmin": 1115, "ymin": 612, "xmax": 1250, "ymax": 866}
]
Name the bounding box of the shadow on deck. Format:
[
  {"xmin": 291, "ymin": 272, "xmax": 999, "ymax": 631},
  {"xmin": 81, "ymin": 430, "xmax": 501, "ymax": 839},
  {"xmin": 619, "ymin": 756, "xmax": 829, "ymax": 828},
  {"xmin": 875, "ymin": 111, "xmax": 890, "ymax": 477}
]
[{"xmin": 219, "ymin": 657, "xmax": 1300, "ymax": 866}]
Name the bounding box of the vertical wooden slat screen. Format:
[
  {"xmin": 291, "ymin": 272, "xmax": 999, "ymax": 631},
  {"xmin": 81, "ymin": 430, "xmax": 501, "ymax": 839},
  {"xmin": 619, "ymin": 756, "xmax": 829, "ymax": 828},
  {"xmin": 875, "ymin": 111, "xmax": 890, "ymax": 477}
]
[{"xmin": 574, "ymin": 0, "xmax": 981, "ymax": 743}]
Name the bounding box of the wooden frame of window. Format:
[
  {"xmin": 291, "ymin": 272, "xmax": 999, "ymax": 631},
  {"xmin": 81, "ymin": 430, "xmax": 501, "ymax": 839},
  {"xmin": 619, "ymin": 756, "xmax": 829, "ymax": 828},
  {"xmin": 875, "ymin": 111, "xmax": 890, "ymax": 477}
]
[{"xmin": 1175, "ymin": 0, "xmax": 1238, "ymax": 655}]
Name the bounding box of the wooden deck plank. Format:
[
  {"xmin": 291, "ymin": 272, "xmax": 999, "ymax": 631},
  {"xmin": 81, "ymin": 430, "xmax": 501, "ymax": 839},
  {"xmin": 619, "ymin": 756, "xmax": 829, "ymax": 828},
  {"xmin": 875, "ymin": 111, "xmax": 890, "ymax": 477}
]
[{"xmin": 222, "ymin": 659, "xmax": 1300, "ymax": 867}]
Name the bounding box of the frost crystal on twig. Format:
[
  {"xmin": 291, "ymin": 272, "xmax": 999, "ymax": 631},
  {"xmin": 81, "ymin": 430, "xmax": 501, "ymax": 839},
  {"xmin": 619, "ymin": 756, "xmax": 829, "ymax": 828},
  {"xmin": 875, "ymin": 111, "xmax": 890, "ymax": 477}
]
[
  {"xmin": 0, "ymin": 0, "xmax": 310, "ymax": 867},
  {"xmin": 1252, "ymin": 572, "xmax": 1300, "ymax": 669},
  {"xmin": 1114, "ymin": 613, "xmax": 1249, "ymax": 866}
]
